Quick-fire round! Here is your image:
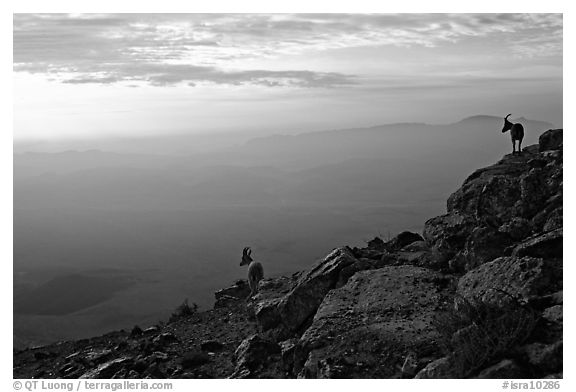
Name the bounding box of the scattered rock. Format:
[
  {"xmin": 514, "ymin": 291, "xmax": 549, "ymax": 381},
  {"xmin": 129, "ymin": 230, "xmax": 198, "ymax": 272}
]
[
  {"xmin": 231, "ymin": 334, "xmax": 281, "ymax": 378},
  {"xmin": 522, "ymin": 341, "xmax": 563, "ymax": 374},
  {"xmin": 58, "ymin": 363, "xmax": 84, "ymax": 378},
  {"xmin": 131, "ymin": 359, "xmax": 148, "ymax": 374},
  {"xmin": 181, "ymin": 350, "xmax": 210, "ymax": 369},
  {"xmin": 214, "ymin": 294, "xmax": 242, "ymax": 309},
  {"xmin": 214, "ymin": 280, "xmax": 251, "ymax": 302},
  {"xmin": 475, "ymin": 359, "xmax": 524, "ymax": 379},
  {"xmin": 152, "ymin": 332, "xmax": 179, "ymax": 347},
  {"xmin": 401, "ymin": 352, "xmax": 419, "ymax": 378},
  {"xmin": 144, "ymin": 363, "xmax": 166, "ymax": 378},
  {"xmin": 84, "ymin": 349, "xmax": 113, "ymax": 365},
  {"xmin": 200, "ymin": 340, "xmax": 224, "ymax": 352},
  {"xmin": 415, "ymin": 357, "xmax": 454, "ymax": 379},
  {"xmin": 80, "ymin": 357, "xmax": 133, "ymax": 379},
  {"xmin": 33, "ymin": 351, "xmax": 55, "ymax": 360},
  {"xmin": 150, "ymin": 351, "xmax": 169, "ymax": 362},
  {"xmin": 143, "ymin": 326, "xmax": 160, "ymax": 335}
]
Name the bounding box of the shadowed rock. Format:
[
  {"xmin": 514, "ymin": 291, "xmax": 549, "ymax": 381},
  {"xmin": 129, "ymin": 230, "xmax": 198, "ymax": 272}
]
[
  {"xmin": 512, "ymin": 229, "xmax": 562, "ymax": 259},
  {"xmin": 457, "ymin": 256, "xmax": 560, "ymax": 307},
  {"xmin": 386, "ymin": 231, "xmax": 424, "ymax": 251},
  {"xmin": 539, "ymin": 129, "xmax": 562, "ymax": 152},
  {"xmin": 279, "ymin": 248, "xmax": 358, "ymax": 330},
  {"xmin": 475, "ymin": 359, "xmax": 525, "ymax": 379},
  {"xmin": 231, "ymin": 334, "xmax": 281, "ymax": 378}
]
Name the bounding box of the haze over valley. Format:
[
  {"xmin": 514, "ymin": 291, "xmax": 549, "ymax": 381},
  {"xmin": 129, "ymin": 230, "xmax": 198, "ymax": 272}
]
[{"xmin": 13, "ymin": 115, "xmax": 555, "ymax": 347}]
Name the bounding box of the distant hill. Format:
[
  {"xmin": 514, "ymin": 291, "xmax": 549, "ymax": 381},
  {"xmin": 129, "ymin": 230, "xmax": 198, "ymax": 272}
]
[{"xmin": 14, "ymin": 273, "xmax": 134, "ymax": 315}]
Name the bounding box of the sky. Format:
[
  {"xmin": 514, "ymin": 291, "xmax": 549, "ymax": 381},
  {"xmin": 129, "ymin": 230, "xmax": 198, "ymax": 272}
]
[{"xmin": 13, "ymin": 13, "xmax": 563, "ymax": 140}]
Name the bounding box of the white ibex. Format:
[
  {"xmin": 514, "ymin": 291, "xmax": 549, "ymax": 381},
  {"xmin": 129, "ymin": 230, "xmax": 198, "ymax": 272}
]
[
  {"xmin": 240, "ymin": 247, "xmax": 264, "ymax": 298},
  {"xmin": 502, "ymin": 113, "xmax": 525, "ymax": 155}
]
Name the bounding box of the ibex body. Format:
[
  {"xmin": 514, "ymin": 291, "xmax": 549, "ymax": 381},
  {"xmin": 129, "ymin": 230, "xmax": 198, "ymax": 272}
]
[
  {"xmin": 502, "ymin": 114, "xmax": 525, "ymax": 155},
  {"xmin": 240, "ymin": 247, "xmax": 264, "ymax": 298}
]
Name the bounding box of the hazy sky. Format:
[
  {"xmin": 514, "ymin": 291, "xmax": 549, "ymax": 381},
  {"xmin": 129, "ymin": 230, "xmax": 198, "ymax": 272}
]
[{"xmin": 13, "ymin": 13, "xmax": 563, "ymax": 140}]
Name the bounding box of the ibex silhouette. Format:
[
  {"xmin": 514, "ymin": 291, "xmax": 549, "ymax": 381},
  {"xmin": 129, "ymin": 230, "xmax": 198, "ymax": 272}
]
[{"xmin": 502, "ymin": 114, "xmax": 525, "ymax": 155}]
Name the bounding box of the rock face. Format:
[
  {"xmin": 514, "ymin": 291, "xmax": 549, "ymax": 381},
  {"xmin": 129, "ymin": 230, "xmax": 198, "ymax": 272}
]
[
  {"xmin": 475, "ymin": 359, "xmax": 525, "ymax": 379},
  {"xmin": 539, "ymin": 129, "xmax": 563, "ymax": 152},
  {"xmin": 457, "ymin": 256, "xmax": 561, "ymax": 307},
  {"xmin": 248, "ymin": 247, "xmax": 359, "ymax": 336},
  {"xmin": 13, "ymin": 130, "xmax": 562, "ymax": 379},
  {"xmin": 423, "ymin": 130, "xmax": 562, "ymax": 273},
  {"xmin": 512, "ymin": 229, "xmax": 562, "ymax": 259},
  {"xmin": 214, "ymin": 280, "xmax": 250, "ymax": 308},
  {"xmin": 231, "ymin": 334, "xmax": 281, "ymax": 378},
  {"xmin": 296, "ymin": 266, "xmax": 453, "ymax": 378}
]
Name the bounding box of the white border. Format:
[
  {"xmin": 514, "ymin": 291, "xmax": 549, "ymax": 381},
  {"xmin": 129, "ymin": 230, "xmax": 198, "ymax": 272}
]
[{"xmin": 3, "ymin": 2, "xmax": 572, "ymax": 390}]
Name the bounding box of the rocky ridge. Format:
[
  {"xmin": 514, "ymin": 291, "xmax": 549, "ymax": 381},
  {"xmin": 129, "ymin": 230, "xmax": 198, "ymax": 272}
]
[{"xmin": 13, "ymin": 129, "xmax": 563, "ymax": 379}]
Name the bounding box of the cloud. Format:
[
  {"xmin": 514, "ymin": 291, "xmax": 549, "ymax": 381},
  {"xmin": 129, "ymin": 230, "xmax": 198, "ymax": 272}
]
[
  {"xmin": 54, "ymin": 64, "xmax": 356, "ymax": 88},
  {"xmin": 13, "ymin": 13, "xmax": 562, "ymax": 87}
]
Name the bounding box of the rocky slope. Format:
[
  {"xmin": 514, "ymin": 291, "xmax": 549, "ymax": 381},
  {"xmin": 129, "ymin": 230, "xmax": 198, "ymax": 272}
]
[{"xmin": 13, "ymin": 129, "xmax": 563, "ymax": 379}]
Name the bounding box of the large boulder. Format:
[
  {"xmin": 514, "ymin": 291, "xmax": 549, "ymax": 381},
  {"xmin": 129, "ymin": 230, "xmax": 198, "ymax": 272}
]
[
  {"xmin": 273, "ymin": 247, "xmax": 358, "ymax": 333},
  {"xmin": 230, "ymin": 334, "xmax": 281, "ymax": 378},
  {"xmin": 446, "ymin": 156, "xmax": 529, "ymax": 223},
  {"xmin": 423, "ymin": 212, "xmax": 476, "ymax": 267},
  {"xmin": 386, "ymin": 231, "xmax": 424, "ymax": 251},
  {"xmin": 457, "ymin": 256, "xmax": 560, "ymax": 307},
  {"xmin": 539, "ymin": 129, "xmax": 563, "ymax": 152},
  {"xmin": 451, "ymin": 226, "xmax": 513, "ymax": 272},
  {"xmin": 512, "ymin": 229, "xmax": 562, "ymax": 259},
  {"xmin": 296, "ymin": 266, "xmax": 453, "ymax": 378},
  {"xmin": 246, "ymin": 276, "xmax": 295, "ymax": 331}
]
